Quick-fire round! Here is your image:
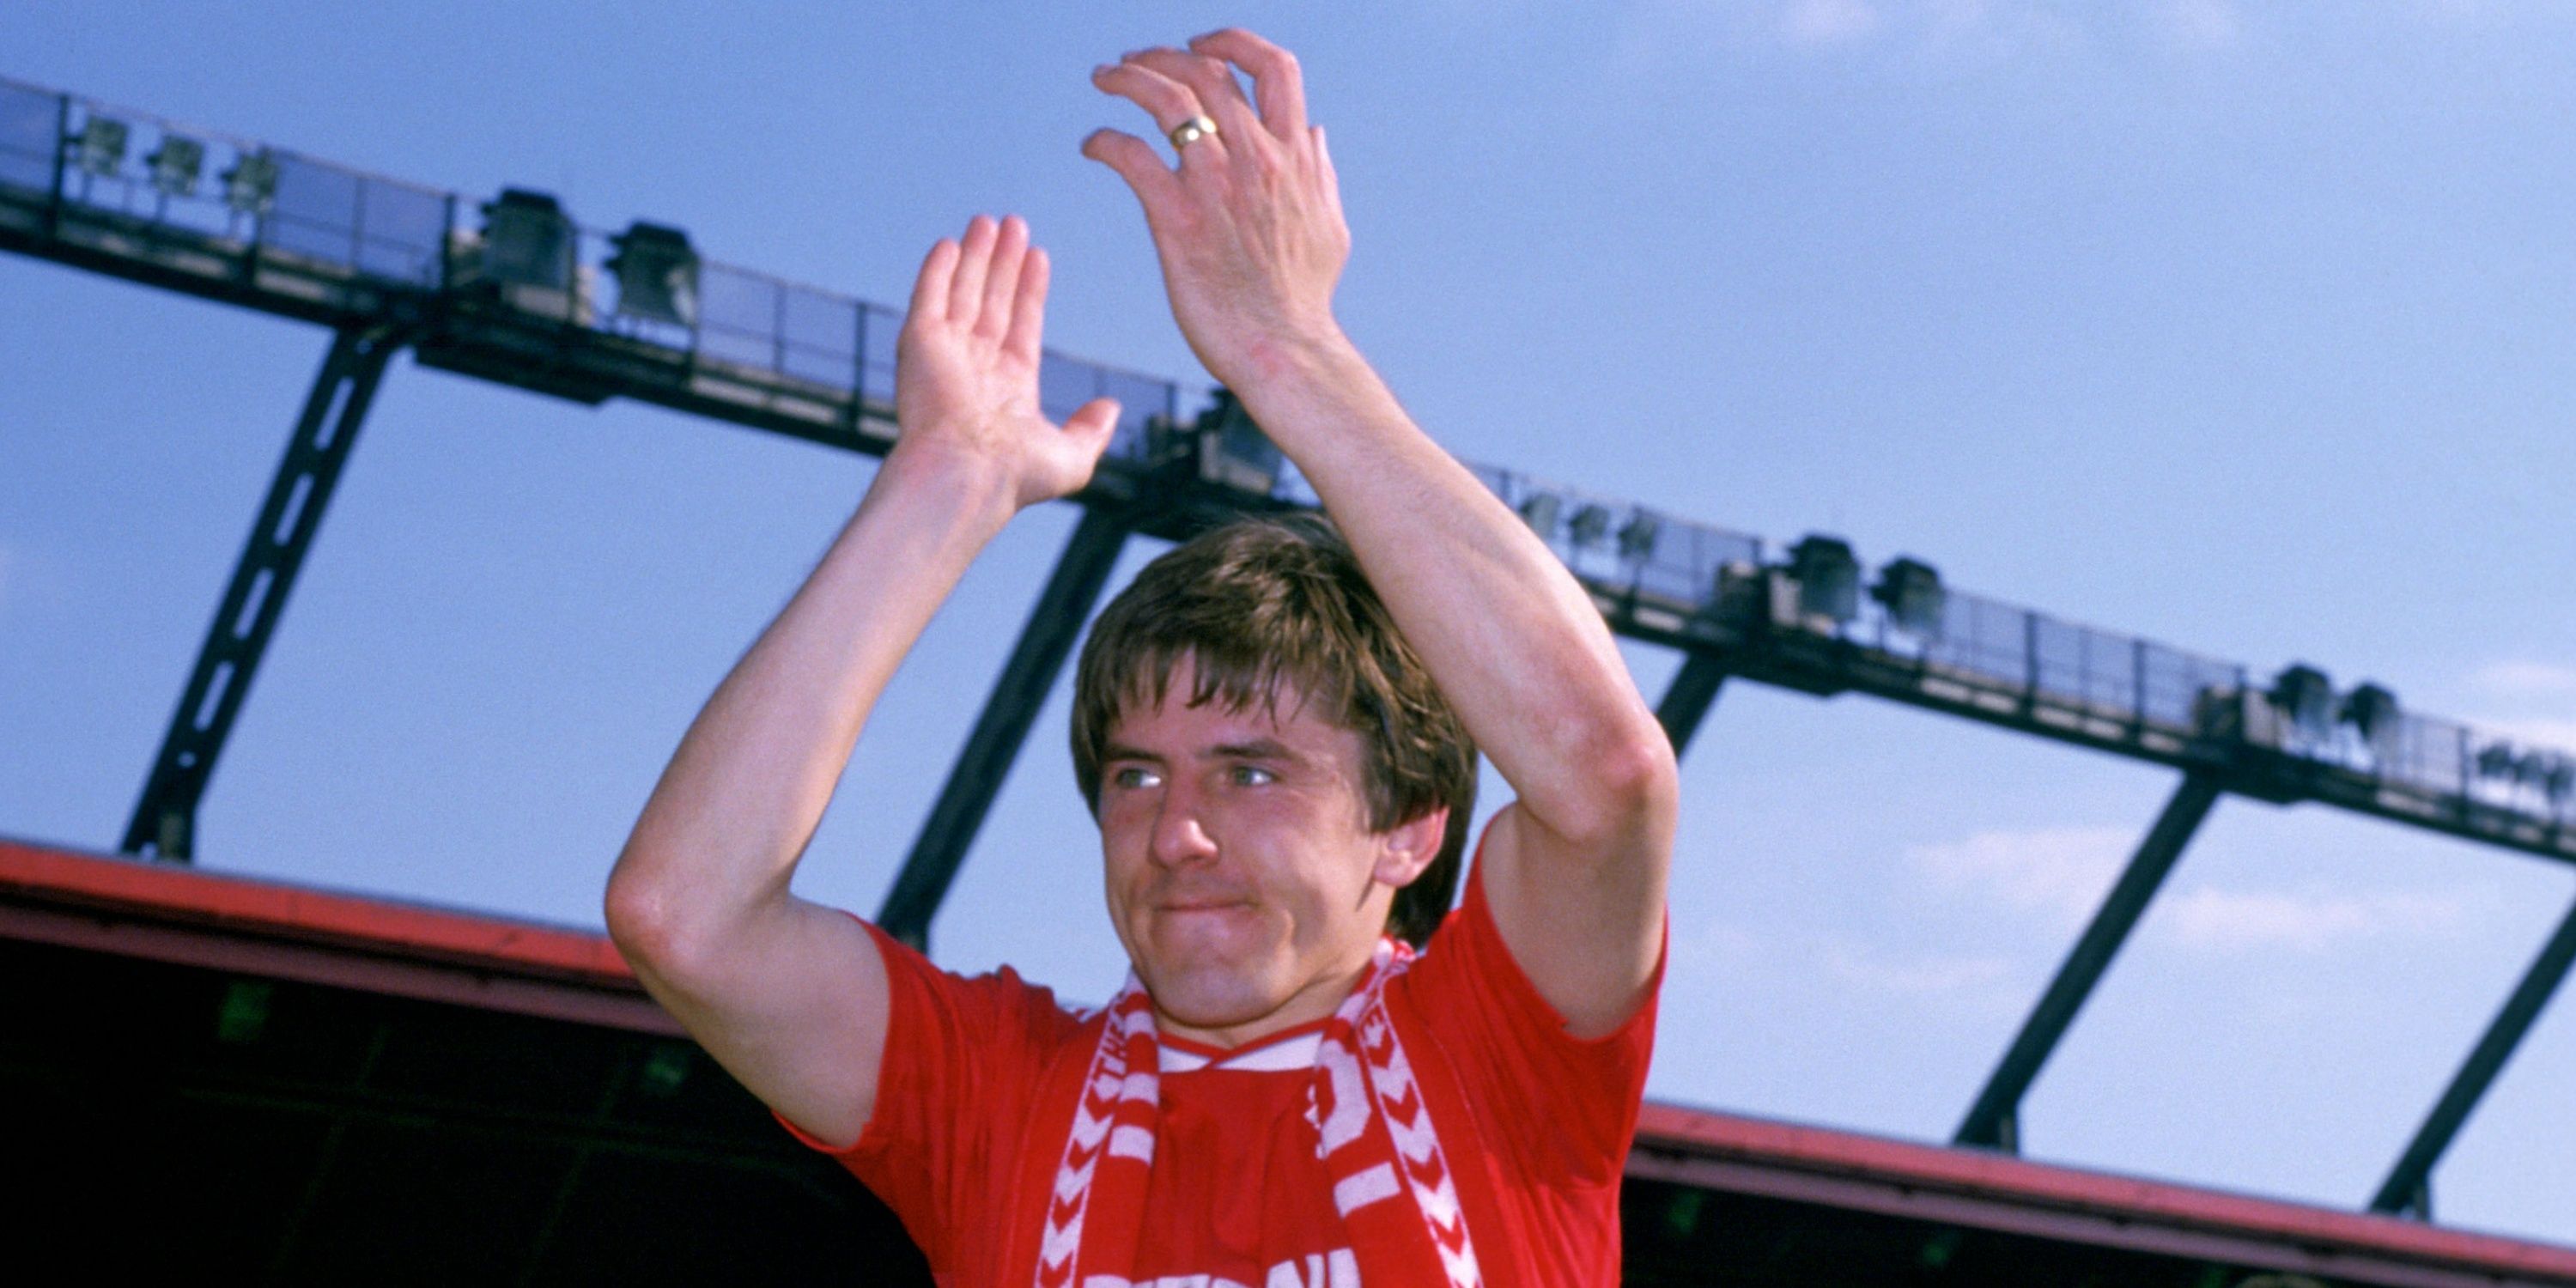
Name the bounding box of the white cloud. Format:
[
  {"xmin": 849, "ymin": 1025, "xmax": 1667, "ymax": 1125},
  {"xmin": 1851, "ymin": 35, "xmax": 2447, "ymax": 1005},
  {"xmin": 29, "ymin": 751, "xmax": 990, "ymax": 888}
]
[
  {"xmin": 1908, "ymin": 824, "xmax": 2483, "ymax": 957},
  {"xmin": 1907, "ymin": 825, "xmax": 2130, "ymax": 926},
  {"xmin": 1823, "ymin": 941, "xmax": 2014, "ymax": 995},
  {"xmin": 1675, "ymin": 918, "xmax": 2019, "ymax": 1011},
  {"xmin": 2477, "ymin": 717, "xmax": 2576, "ymax": 758},
  {"xmin": 1616, "ymin": 0, "xmax": 2239, "ymax": 63},
  {"xmin": 1674, "ymin": 915, "xmax": 1771, "ymax": 970},
  {"xmin": 2150, "ymin": 0, "xmax": 2242, "ymax": 47},
  {"xmin": 1781, "ymin": 0, "xmax": 1883, "ymax": 45},
  {"xmin": 2457, "ymin": 659, "xmax": 2576, "ymax": 759},
  {"xmin": 2154, "ymin": 885, "xmax": 2466, "ymax": 954},
  {"xmin": 1917, "ymin": 0, "xmax": 2089, "ymax": 67},
  {"xmin": 2471, "ymin": 659, "xmax": 2576, "ymax": 701}
]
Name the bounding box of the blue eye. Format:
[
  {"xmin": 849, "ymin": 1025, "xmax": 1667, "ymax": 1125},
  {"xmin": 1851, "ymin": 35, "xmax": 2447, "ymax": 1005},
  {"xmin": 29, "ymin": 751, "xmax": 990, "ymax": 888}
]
[{"xmin": 1112, "ymin": 766, "xmax": 1161, "ymax": 789}]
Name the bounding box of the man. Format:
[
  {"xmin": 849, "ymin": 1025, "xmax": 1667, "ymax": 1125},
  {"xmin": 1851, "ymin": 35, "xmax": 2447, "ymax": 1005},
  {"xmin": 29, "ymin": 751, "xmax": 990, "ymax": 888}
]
[{"xmin": 605, "ymin": 29, "xmax": 1678, "ymax": 1286}]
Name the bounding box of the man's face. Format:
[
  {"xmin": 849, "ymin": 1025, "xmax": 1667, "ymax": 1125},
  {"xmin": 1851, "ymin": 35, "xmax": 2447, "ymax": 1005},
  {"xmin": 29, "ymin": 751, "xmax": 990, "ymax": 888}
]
[{"xmin": 1095, "ymin": 659, "xmax": 1436, "ymax": 1047}]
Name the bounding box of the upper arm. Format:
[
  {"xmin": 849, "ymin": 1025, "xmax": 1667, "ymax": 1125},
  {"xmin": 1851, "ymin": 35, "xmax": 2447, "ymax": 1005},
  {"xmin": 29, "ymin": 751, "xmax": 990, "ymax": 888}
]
[
  {"xmin": 608, "ymin": 889, "xmax": 889, "ymax": 1150},
  {"xmin": 1473, "ymin": 733, "xmax": 1679, "ymax": 1039}
]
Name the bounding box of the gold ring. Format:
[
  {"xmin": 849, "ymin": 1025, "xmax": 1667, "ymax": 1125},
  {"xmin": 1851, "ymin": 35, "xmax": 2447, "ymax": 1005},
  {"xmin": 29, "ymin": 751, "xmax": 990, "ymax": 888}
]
[{"xmin": 1168, "ymin": 115, "xmax": 1218, "ymax": 150}]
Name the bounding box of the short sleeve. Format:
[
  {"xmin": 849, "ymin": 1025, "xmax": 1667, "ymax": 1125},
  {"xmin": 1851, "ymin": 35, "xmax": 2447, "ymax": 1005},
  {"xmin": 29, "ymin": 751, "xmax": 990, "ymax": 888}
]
[
  {"xmin": 780, "ymin": 918, "xmax": 1089, "ymax": 1267},
  {"xmin": 1397, "ymin": 849, "xmax": 1667, "ymax": 1188}
]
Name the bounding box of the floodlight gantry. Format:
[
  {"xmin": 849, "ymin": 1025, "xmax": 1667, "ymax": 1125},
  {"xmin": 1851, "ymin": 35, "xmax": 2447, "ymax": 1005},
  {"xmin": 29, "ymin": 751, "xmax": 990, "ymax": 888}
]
[{"xmin": 5, "ymin": 72, "xmax": 2574, "ymax": 1228}]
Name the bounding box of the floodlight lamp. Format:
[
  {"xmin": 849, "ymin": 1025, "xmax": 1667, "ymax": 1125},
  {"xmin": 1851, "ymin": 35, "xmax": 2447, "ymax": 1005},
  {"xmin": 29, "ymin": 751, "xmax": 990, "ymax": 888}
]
[
  {"xmin": 2339, "ymin": 682, "xmax": 2400, "ymax": 744},
  {"xmin": 1567, "ymin": 503, "xmax": 1611, "ymax": 548},
  {"xmin": 147, "ymin": 135, "xmax": 204, "ymax": 197},
  {"xmin": 1194, "ymin": 386, "xmax": 1283, "ymax": 495},
  {"xmin": 480, "ymin": 187, "xmax": 574, "ymax": 290},
  {"xmin": 1192, "ymin": 386, "xmax": 1240, "ymax": 427},
  {"xmin": 607, "ymin": 220, "xmax": 700, "ymax": 326},
  {"xmin": 2543, "ymin": 757, "xmax": 2575, "ymax": 806},
  {"xmin": 1787, "ymin": 534, "xmax": 1861, "ymax": 623},
  {"xmin": 1517, "ymin": 491, "xmax": 1561, "ymax": 538},
  {"xmin": 222, "ymin": 150, "xmax": 279, "ymax": 215},
  {"xmin": 1616, "ymin": 511, "xmax": 1660, "ymax": 563},
  {"xmin": 2517, "ymin": 750, "xmax": 2556, "ymax": 789},
  {"xmin": 2269, "ymin": 665, "xmax": 2336, "ymax": 742},
  {"xmin": 2474, "ymin": 742, "xmax": 2518, "ymax": 779},
  {"xmin": 75, "ymin": 115, "xmax": 129, "ymax": 178},
  {"xmin": 1871, "ymin": 556, "xmax": 1947, "ymax": 638}
]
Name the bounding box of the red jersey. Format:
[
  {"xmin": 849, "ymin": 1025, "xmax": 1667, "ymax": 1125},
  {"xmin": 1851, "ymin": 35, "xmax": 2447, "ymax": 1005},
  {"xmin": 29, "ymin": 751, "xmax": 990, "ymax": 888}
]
[{"xmin": 785, "ymin": 862, "xmax": 1662, "ymax": 1286}]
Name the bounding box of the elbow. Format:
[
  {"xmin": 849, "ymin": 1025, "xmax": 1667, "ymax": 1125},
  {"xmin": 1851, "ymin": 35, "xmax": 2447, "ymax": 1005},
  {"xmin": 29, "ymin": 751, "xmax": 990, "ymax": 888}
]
[
  {"xmin": 604, "ymin": 848, "xmax": 720, "ymax": 983},
  {"xmin": 1604, "ymin": 724, "xmax": 1683, "ymax": 834},
  {"xmin": 603, "ymin": 860, "xmax": 677, "ymax": 972},
  {"xmin": 1545, "ymin": 720, "xmax": 1681, "ymax": 852}
]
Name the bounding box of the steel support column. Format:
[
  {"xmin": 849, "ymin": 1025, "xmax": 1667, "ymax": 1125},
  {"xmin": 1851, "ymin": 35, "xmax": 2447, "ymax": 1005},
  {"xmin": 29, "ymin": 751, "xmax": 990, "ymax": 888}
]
[
  {"xmin": 877, "ymin": 506, "xmax": 1132, "ymax": 950},
  {"xmin": 2369, "ymin": 894, "xmax": 2576, "ymax": 1218},
  {"xmin": 1655, "ymin": 652, "xmax": 1729, "ymax": 757},
  {"xmin": 1955, "ymin": 771, "xmax": 2223, "ymax": 1151},
  {"xmin": 120, "ymin": 325, "xmax": 404, "ymax": 861}
]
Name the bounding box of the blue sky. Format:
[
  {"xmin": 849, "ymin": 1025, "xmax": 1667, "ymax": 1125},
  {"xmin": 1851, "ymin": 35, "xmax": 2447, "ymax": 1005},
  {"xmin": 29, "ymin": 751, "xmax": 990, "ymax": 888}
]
[{"xmin": 4, "ymin": 0, "xmax": 2573, "ymax": 1249}]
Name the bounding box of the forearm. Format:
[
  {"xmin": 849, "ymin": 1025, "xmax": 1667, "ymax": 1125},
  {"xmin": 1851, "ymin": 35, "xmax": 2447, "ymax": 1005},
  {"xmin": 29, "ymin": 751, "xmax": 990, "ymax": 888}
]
[
  {"xmin": 1085, "ymin": 29, "xmax": 1674, "ymax": 1031},
  {"xmin": 608, "ymin": 448, "xmax": 1016, "ymax": 951},
  {"xmin": 599, "ymin": 215, "xmax": 1108, "ymax": 1146},
  {"xmin": 1231, "ymin": 332, "xmax": 1677, "ymax": 847}
]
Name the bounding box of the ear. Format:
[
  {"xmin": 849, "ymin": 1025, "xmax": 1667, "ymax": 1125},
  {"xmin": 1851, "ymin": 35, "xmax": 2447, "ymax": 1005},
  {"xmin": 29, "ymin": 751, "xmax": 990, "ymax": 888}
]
[{"xmin": 1371, "ymin": 806, "xmax": 1449, "ymax": 890}]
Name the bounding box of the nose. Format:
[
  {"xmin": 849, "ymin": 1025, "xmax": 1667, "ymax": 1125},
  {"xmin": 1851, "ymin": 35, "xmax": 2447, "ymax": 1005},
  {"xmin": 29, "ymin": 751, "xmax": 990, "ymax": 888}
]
[{"xmin": 1148, "ymin": 781, "xmax": 1219, "ymax": 867}]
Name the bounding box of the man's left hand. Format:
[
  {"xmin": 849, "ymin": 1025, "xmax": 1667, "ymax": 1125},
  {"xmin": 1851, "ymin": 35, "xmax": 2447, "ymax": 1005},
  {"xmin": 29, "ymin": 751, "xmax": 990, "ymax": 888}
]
[{"xmin": 1084, "ymin": 29, "xmax": 1350, "ymax": 390}]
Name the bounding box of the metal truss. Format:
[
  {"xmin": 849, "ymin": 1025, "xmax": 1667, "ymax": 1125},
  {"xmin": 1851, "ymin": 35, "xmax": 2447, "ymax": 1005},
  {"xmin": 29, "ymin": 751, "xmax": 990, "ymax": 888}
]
[
  {"xmin": 1654, "ymin": 653, "xmax": 1730, "ymax": 756},
  {"xmin": 2372, "ymin": 896, "xmax": 2576, "ymax": 1218},
  {"xmin": 877, "ymin": 507, "xmax": 1134, "ymax": 951},
  {"xmin": 119, "ymin": 325, "xmax": 404, "ymax": 860},
  {"xmin": 1954, "ymin": 773, "xmax": 2223, "ymax": 1151}
]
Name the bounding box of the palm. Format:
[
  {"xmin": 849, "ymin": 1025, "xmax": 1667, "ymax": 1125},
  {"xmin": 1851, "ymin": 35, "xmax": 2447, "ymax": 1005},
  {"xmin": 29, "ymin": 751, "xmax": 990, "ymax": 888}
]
[{"xmin": 892, "ymin": 216, "xmax": 1120, "ymax": 510}]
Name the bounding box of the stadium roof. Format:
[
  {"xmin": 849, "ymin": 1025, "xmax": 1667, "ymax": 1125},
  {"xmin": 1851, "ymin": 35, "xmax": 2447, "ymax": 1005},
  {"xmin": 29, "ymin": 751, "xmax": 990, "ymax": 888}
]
[{"xmin": 6, "ymin": 836, "xmax": 2569, "ymax": 1286}]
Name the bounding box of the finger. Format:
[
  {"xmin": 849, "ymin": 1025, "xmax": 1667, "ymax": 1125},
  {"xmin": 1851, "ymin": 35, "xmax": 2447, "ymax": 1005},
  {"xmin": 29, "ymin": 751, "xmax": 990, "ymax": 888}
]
[
  {"xmin": 1188, "ymin": 28, "xmax": 1307, "ymax": 139},
  {"xmin": 1127, "ymin": 48, "xmax": 1261, "ymax": 149},
  {"xmin": 1081, "ymin": 128, "xmax": 1183, "ymax": 218},
  {"xmin": 948, "ymin": 214, "xmax": 999, "ymax": 330},
  {"xmin": 1002, "ymin": 244, "xmax": 1050, "ymax": 364},
  {"xmin": 1312, "ymin": 125, "xmax": 1343, "ymax": 223},
  {"xmin": 1063, "ymin": 397, "xmax": 1122, "ymax": 457},
  {"xmin": 979, "ymin": 216, "xmax": 1030, "ymax": 341},
  {"xmin": 1091, "ymin": 60, "xmax": 1222, "ymax": 163},
  {"xmin": 907, "ymin": 237, "xmax": 958, "ymax": 325}
]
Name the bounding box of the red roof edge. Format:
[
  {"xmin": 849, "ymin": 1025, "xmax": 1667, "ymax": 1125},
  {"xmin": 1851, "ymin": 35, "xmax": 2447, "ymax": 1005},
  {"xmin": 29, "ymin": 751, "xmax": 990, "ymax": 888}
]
[
  {"xmin": 0, "ymin": 834, "xmax": 671, "ymax": 1034},
  {"xmin": 0, "ymin": 835, "xmax": 635, "ymax": 980},
  {"xmin": 1633, "ymin": 1090, "xmax": 2576, "ymax": 1281}
]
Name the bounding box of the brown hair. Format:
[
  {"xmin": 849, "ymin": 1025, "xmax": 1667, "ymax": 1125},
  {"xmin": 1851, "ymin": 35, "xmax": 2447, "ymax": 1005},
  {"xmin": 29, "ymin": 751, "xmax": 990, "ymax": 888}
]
[{"xmin": 1070, "ymin": 513, "xmax": 1477, "ymax": 946}]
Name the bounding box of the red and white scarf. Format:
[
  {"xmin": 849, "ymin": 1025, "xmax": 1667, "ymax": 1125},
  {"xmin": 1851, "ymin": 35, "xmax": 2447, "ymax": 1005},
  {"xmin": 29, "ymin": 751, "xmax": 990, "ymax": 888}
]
[{"xmin": 1035, "ymin": 939, "xmax": 1483, "ymax": 1287}]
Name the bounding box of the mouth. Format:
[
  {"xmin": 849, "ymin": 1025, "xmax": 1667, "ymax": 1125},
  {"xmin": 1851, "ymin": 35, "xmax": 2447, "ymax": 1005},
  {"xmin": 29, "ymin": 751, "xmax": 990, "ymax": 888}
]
[
  {"xmin": 1159, "ymin": 898, "xmax": 1251, "ymax": 914},
  {"xmin": 1150, "ymin": 890, "xmax": 1264, "ymax": 926}
]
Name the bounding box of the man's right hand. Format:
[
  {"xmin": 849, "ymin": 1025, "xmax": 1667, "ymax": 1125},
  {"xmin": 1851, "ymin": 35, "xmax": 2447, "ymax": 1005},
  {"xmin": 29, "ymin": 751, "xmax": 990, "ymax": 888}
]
[
  {"xmin": 606, "ymin": 216, "xmax": 1117, "ymax": 1151},
  {"xmin": 893, "ymin": 214, "xmax": 1121, "ymax": 513}
]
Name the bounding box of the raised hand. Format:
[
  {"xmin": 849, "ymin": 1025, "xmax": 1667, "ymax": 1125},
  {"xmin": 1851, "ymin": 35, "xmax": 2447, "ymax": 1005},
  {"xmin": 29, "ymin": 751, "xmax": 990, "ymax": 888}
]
[
  {"xmin": 893, "ymin": 214, "xmax": 1121, "ymax": 512},
  {"xmin": 1082, "ymin": 29, "xmax": 1349, "ymax": 391}
]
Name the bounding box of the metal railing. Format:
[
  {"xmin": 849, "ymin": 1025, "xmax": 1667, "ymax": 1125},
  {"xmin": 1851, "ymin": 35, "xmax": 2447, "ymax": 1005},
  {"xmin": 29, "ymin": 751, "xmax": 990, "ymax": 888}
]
[{"xmin": 0, "ymin": 74, "xmax": 1184, "ymax": 459}]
